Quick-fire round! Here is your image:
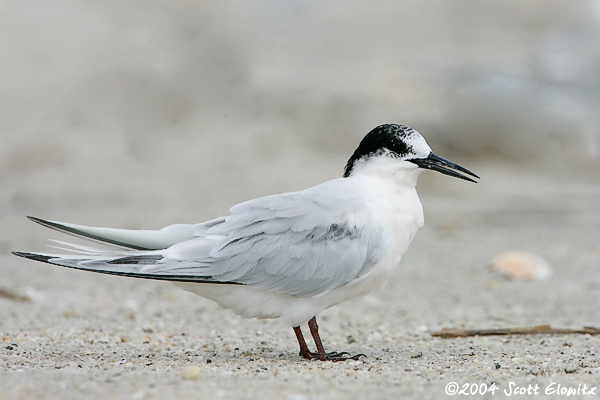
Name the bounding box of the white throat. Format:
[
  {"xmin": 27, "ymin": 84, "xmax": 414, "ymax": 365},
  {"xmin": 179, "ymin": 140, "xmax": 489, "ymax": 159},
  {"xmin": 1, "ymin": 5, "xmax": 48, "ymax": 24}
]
[{"xmin": 348, "ymin": 156, "xmax": 423, "ymax": 188}]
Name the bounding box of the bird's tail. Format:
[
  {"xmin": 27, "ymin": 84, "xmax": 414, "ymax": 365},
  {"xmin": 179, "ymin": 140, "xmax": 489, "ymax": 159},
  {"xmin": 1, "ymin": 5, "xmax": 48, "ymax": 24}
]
[
  {"xmin": 23, "ymin": 216, "xmax": 196, "ymax": 250},
  {"xmin": 12, "ymin": 217, "xmax": 231, "ymax": 284},
  {"xmin": 12, "ymin": 240, "xmax": 167, "ymax": 279}
]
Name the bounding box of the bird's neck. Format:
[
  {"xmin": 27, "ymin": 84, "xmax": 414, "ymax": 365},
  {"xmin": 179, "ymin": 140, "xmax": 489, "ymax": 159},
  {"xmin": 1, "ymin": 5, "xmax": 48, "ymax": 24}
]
[{"xmin": 346, "ymin": 157, "xmax": 422, "ymax": 188}]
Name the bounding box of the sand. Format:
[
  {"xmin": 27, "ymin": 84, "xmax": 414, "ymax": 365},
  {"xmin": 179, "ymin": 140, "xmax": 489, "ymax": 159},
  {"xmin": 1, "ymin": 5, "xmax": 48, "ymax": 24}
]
[{"xmin": 2, "ymin": 152, "xmax": 600, "ymax": 399}]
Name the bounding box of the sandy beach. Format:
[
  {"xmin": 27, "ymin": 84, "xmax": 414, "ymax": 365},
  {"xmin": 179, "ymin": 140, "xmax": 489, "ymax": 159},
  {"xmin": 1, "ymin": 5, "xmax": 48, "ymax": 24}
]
[
  {"xmin": 3, "ymin": 155, "xmax": 600, "ymax": 399},
  {"xmin": 2, "ymin": 2, "xmax": 600, "ymax": 398}
]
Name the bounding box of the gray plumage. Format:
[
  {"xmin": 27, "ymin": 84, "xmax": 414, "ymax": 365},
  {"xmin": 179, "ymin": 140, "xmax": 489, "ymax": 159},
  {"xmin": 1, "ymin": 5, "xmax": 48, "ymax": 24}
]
[{"xmin": 19, "ymin": 179, "xmax": 384, "ymax": 297}]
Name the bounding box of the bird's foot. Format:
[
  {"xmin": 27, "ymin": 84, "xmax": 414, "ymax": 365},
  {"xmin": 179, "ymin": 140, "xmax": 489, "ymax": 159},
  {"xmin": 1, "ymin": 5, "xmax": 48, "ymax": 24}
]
[{"xmin": 299, "ymin": 349, "xmax": 366, "ymax": 362}]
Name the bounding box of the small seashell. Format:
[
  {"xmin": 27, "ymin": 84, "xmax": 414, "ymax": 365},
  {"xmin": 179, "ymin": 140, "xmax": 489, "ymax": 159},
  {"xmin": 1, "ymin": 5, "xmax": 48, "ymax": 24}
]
[
  {"xmin": 491, "ymin": 251, "xmax": 552, "ymax": 281},
  {"xmin": 180, "ymin": 365, "xmax": 202, "ymax": 380}
]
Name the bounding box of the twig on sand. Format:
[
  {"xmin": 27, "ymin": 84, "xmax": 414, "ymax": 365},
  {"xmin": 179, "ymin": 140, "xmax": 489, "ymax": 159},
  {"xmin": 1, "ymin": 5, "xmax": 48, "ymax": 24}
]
[
  {"xmin": 430, "ymin": 325, "xmax": 600, "ymax": 338},
  {"xmin": 0, "ymin": 287, "xmax": 30, "ymax": 302}
]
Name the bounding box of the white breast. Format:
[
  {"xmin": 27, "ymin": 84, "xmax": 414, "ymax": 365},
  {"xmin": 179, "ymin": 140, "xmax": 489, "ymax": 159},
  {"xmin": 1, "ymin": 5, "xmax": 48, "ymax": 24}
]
[{"xmin": 311, "ymin": 169, "xmax": 424, "ymax": 306}]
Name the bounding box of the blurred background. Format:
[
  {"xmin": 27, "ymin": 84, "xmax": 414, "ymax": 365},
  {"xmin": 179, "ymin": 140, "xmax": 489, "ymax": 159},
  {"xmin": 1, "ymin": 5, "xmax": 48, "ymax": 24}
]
[
  {"xmin": 2, "ymin": 3, "xmax": 600, "ymax": 394},
  {"xmin": 1, "ymin": 0, "xmax": 599, "ymax": 251}
]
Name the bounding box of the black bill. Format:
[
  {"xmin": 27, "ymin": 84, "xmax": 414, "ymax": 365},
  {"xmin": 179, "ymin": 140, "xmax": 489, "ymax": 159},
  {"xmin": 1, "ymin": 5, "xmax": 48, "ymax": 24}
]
[{"xmin": 409, "ymin": 152, "xmax": 479, "ymax": 183}]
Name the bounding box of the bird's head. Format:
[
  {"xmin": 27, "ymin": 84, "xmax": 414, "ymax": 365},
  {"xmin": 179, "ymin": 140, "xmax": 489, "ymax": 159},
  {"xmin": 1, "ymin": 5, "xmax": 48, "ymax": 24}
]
[{"xmin": 343, "ymin": 124, "xmax": 479, "ymax": 183}]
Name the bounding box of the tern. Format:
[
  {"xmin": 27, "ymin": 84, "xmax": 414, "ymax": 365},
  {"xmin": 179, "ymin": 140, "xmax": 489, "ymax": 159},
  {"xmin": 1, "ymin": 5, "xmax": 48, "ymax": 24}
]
[{"xmin": 13, "ymin": 124, "xmax": 478, "ymax": 361}]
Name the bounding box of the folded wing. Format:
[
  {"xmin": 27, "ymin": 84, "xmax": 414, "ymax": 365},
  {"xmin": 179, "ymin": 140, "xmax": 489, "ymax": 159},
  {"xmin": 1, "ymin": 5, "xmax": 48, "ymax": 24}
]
[{"xmin": 14, "ymin": 179, "xmax": 384, "ymax": 297}]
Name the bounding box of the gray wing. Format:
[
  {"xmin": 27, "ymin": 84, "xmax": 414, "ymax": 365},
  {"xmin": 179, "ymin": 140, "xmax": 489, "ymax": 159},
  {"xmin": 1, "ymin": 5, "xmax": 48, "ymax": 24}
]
[
  {"xmin": 162, "ymin": 178, "xmax": 385, "ymax": 296},
  {"xmin": 15, "ymin": 179, "xmax": 385, "ymax": 297}
]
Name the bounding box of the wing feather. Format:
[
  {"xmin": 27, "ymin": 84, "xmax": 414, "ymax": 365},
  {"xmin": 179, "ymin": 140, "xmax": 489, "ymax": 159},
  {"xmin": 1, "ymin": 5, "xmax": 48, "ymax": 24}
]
[
  {"xmin": 162, "ymin": 179, "xmax": 384, "ymax": 296},
  {"xmin": 17, "ymin": 179, "xmax": 384, "ymax": 298}
]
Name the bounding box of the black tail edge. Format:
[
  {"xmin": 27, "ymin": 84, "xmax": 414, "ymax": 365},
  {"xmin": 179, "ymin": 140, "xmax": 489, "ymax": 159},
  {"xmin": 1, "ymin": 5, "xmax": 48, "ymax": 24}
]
[
  {"xmin": 12, "ymin": 251, "xmax": 55, "ymax": 263},
  {"xmin": 24, "ymin": 216, "xmax": 153, "ymax": 251},
  {"xmin": 11, "ymin": 251, "xmax": 244, "ymax": 286}
]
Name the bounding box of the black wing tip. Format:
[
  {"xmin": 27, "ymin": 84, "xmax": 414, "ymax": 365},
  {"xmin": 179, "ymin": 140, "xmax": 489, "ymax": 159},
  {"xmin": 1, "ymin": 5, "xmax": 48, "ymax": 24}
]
[
  {"xmin": 27, "ymin": 216, "xmax": 46, "ymax": 224},
  {"xmin": 12, "ymin": 251, "xmax": 55, "ymax": 263},
  {"xmin": 11, "ymin": 251, "xmax": 244, "ymax": 285},
  {"xmin": 24, "ymin": 216, "xmax": 154, "ymax": 251},
  {"xmin": 27, "ymin": 216, "xmax": 58, "ymax": 229}
]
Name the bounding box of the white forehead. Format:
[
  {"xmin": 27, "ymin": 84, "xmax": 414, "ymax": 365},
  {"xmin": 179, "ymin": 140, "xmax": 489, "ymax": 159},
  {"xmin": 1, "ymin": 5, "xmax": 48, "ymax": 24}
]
[{"xmin": 400, "ymin": 128, "xmax": 432, "ymax": 159}]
